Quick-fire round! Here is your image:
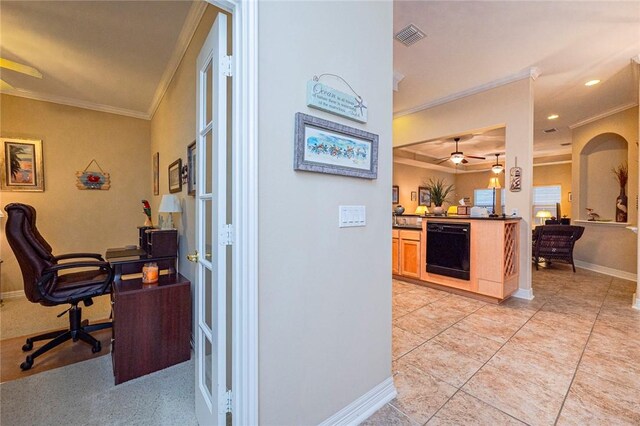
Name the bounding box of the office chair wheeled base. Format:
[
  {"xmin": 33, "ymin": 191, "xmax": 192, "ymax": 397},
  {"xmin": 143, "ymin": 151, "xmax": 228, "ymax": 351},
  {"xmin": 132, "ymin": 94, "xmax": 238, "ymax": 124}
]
[{"xmin": 20, "ymin": 304, "xmax": 111, "ymax": 371}]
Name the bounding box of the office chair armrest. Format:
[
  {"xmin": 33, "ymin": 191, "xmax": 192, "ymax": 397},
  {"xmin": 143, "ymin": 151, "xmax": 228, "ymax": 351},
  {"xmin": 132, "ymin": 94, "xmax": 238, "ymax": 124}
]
[
  {"xmin": 39, "ymin": 261, "xmax": 115, "ymax": 303},
  {"xmin": 54, "ymin": 252, "xmax": 105, "ymax": 262}
]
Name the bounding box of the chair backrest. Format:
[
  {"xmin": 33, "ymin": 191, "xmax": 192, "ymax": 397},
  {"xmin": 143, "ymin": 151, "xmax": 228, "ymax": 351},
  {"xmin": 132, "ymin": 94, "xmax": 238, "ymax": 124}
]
[
  {"xmin": 533, "ymin": 225, "xmax": 585, "ymax": 255},
  {"xmin": 4, "ymin": 203, "xmax": 56, "ymax": 303}
]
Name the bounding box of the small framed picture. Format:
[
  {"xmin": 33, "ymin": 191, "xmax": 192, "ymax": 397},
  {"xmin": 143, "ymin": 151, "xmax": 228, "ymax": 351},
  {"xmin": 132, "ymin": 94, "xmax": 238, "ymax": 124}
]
[
  {"xmin": 392, "ymin": 185, "xmax": 399, "ymax": 204},
  {"xmin": 187, "ymin": 141, "xmax": 196, "ymax": 196},
  {"xmin": 153, "ymin": 152, "xmax": 159, "ymax": 195},
  {"xmin": 418, "ymin": 186, "xmax": 431, "ymax": 206},
  {"xmin": 168, "ymin": 158, "xmax": 182, "ymax": 193},
  {"xmin": 411, "ymin": 191, "xmax": 417, "ymax": 201},
  {"xmin": 1, "ymin": 138, "xmax": 44, "ymax": 192}
]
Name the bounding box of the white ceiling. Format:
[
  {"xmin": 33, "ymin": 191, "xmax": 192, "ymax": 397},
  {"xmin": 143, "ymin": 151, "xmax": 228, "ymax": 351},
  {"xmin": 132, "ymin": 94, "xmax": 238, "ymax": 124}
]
[
  {"xmin": 394, "ymin": 0, "xmax": 640, "ymax": 164},
  {"xmin": 0, "ymin": 1, "xmax": 200, "ymax": 119}
]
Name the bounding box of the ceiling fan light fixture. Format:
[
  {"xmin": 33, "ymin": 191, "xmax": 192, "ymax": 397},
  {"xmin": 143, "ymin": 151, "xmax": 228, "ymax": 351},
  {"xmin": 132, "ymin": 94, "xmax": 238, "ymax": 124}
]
[
  {"xmin": 450, "ymin": 153, "xmax": 464, "ymax": 164},
  {"xmin": 491, "ymin": 153, "xmax": 503, "ymax": 174}
]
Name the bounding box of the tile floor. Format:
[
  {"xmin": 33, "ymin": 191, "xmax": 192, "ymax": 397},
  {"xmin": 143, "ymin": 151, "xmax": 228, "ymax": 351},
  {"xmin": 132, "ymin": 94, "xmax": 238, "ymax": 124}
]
[{"xmin": 363, "ymin": 265, "xmax": 640, "ymax": 425}]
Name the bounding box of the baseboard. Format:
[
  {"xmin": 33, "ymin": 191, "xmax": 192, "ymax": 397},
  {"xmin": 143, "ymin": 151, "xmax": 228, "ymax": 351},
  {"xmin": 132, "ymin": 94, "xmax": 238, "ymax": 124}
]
[
  {"xmin": 574, "ymin": 260, "xmax": 637, "ymax": 282},
  {"xmin": 0, "ymin": 290, "xmax": 25, "ymax": 300},
  {"xmin": 512, "ymin": 287, "xmax": 534, "ymax": 300},
  {"xmin": 318, "ymin": 376, "xmax": 397, "ymax": 426}
]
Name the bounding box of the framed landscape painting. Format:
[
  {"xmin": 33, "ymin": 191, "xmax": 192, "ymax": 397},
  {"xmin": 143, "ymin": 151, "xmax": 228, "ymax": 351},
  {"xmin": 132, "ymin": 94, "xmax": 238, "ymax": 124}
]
[
  {"xmin": 294, "ymin": 112, "xmax": 378, "ymax": 179},
  {"xmin": 168, "ymin": 158, "xmax": 182, "ymax": 193},
  {"xmin": 418, "ymin": 186, "xmax": 431, "ymax": 206},
  {"xmin": 1, "ymin": 138, "xmax": 44, "ymax": 192}
]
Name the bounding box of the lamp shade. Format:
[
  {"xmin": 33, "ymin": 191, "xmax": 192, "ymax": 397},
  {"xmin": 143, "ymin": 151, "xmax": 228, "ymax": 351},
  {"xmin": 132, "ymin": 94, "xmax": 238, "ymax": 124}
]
[
  {"xmin": 414, "ymin": 205, "xmax": 429, "ymax": 215},
  {"xmin": 487, "ymin": 177, "xmax": 501, "ymax": 189},
  {"xmin": 158, "ymin": 194, "xmax": 182, "ymax": 213},
  {"xmin": 536, "ymin": 210, "xmax": 552, "ymax": 219}
]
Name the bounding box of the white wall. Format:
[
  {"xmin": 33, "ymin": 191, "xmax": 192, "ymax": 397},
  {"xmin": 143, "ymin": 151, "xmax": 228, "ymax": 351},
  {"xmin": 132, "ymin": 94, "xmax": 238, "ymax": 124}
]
[
  {"xmin": 257, "ymin": 1, "xmax": 393, "ymax": 424},
  {"xmin": 393, "ymin": 78, "xmax": 535, "ymax": 298}
]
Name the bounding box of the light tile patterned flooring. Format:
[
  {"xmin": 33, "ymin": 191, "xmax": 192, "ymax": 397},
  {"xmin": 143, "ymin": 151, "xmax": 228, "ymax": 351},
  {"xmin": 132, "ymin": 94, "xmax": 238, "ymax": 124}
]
[{"xmin": 363, "ymin": 266, "xmax": 640, "ymax": 425}]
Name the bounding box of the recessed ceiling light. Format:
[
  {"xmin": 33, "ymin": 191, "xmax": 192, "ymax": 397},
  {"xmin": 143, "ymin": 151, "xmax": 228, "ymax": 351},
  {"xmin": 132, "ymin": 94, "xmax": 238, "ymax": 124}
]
[
  {"xmin": 585, "ymin": 79, "xmax": 600, "ymax": 86},
  {"xmin": 547, "ymin": 114, "xmax": 559, "ymax": 120}
]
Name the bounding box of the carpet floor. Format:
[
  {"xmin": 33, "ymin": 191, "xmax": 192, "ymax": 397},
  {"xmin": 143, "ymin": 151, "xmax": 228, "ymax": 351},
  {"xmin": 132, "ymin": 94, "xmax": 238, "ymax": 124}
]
[{"xmin": 0, "ymin": 355, "xmax": 197, "ymax": 426}]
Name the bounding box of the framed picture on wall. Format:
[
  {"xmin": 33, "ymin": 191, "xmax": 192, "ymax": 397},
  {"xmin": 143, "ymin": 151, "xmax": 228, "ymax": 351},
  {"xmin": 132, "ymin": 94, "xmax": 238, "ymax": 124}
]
[
  {"xmin": 168, "ymin": 158, "xmax": 182, "ymax": 193},
  {"xmin": 0, "ymin": 138, "xmax": 44, "ymax": 192},
  {"xmin": 418, "ymin": 186, "xmax": 431, "ymax": 206},
  {"xmin": 392, "ymin": 185, "xmax": 399, "ymax": 203},
  {"xmin": 294, "ymin": 112, "xmax": 379, "ymax": 179},
  {"xmin": 153, "ymin": 152, "xmax": 159, "ymax": 195},
  {"xmin": 187, "ymin": 141, "xmax": 196, "ymax": 196}
]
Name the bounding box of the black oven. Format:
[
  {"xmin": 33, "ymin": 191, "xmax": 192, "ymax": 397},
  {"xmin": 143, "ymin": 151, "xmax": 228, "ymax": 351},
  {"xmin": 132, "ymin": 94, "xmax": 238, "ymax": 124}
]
[{"xmin": 426, "ymin": 222, "xmax": 471, "ymax": 280}]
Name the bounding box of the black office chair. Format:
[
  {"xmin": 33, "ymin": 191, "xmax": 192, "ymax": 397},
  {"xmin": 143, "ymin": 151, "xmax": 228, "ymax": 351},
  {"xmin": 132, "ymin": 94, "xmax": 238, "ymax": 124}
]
[{"xmin": 4, "ymin": 203, "xmax": 114, "ymax": 370}]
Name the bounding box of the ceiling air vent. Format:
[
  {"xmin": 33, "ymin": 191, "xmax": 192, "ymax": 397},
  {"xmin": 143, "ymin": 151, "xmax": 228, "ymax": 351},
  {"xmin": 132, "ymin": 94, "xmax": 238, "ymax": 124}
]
[
  {"xmin": 543, "ymin": 128, "xmax": 558, "ymax": 134},
  {"xmin": 395, "ymin": 24, "xmax": 426, "ymax": 46}
]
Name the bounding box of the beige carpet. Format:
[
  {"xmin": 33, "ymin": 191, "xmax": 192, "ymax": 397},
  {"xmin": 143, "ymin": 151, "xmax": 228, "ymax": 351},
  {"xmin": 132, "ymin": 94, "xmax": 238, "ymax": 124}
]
[{"xmin": 1, "ymin": 295, "xmax": 111, "ymax": 340}]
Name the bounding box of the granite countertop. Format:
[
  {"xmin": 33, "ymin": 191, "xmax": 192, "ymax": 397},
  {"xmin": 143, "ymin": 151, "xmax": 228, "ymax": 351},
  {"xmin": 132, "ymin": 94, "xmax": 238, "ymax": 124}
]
[
  {"xmin": 392, "ymin": 224, "xmax": 423, "ymax": 230},
  {"xmin": 423, "ymin": 215, "xmax": 522, "ymax": 221}
]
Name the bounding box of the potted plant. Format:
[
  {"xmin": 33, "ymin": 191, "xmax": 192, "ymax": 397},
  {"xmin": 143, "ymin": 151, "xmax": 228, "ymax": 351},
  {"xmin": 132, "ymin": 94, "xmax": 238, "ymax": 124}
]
[
  {"xmin": 612, "ymin": 162, "xmax": 628, "ymax": 223},
  {"xmin": 424, "ymin": 178, "xmax": 455, "ymax": 215}
]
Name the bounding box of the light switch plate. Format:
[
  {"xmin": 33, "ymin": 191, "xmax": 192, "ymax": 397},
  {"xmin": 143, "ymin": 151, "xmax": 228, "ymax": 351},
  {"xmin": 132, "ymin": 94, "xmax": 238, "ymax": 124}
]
[{"xmin": 339, "ymin": 205, "xmax": 366, "ymax": 227}]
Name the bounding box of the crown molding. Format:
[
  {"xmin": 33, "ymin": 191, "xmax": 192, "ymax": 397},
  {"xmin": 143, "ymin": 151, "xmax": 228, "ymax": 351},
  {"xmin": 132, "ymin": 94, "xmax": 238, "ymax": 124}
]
[
  {"xmin": 393, "ymin": 67, "xmax": 541, "ymax": 118},
  {"xmin": 147, "ymin": 1, "xmax": 207, "ymax": 119},
  {"xmin": 0, "ymin": 88, "xmax": 150, "ymax": 120},
  {"xmin": 568, "ymin": 102, "xmax": 638, "ymax": 129}
]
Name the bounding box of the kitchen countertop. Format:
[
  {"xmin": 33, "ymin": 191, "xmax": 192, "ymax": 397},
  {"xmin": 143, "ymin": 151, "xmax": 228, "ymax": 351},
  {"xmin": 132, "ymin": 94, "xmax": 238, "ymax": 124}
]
[{"xmin": 423, "ymin": 215, "xmax": 522, "ymax": 221}]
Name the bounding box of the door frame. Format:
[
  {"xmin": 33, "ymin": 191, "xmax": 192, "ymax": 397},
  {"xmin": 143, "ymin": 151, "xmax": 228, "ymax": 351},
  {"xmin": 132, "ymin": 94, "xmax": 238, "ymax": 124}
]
[{"xmin": 204, "ymin": 0, "xmax": 259, "ymax": 424}]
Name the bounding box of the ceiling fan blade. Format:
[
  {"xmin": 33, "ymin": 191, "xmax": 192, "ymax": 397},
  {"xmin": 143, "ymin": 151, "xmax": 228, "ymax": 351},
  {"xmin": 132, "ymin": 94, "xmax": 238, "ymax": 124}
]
[
  {"xmin": 0, "ymin": 78, "xmax": 15, "ymax": 90},
  {"xmin": 0, "ymin": 58, "xmax": 42, "ymax": 79},
  {"xmin": 461, "ymin": 159, "xmax": 469, "ymax": 164},
  {"xmin": 466, "ymin": 155, "xmax": 486, "ymax": 160},
  {"xmin": 436, "ymin": 158, "xmax": 451, "ymax": 164}
]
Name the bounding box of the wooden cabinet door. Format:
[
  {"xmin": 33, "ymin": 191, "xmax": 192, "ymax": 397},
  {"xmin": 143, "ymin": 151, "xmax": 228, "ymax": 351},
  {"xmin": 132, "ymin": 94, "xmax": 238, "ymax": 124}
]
[
  {"xmin": 392, "ymin": 238, "xmax": 400, "ymax": 275},
  {"xmin": 400, "ymin": 239, "xmax": 421, "ymax": 278}
]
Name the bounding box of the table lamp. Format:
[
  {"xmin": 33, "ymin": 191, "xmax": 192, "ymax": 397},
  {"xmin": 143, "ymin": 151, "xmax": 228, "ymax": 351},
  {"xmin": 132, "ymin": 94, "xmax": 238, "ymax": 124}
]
[
  {"xmin": 536, "ymin": 210, "xmax": 552, "ymax": 226},
  {"xmin": 158, "ymin": 194, "xmax": 182, "ymax": 229},
  {"xmin": 487, "ymin": 177, "xmax": 501, "ymax": 217},
  {"xmin": 414, "ymin": 205, "xmax": 429, "ymax": 216}
]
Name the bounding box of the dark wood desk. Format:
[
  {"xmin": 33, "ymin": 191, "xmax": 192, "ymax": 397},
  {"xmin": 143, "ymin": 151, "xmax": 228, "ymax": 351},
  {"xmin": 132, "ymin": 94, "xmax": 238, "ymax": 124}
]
[
  {"xmin": 105, "ymin": 247, "xmax": 177, "ymax": 281},
  {"xmin": 111, "ymin": 273, "xmax": 191, "ymax": 385}
]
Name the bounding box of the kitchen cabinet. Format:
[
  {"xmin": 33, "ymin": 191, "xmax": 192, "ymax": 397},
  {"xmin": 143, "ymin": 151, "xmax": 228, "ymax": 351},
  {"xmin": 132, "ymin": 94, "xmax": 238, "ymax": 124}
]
[
  {"xmin": 415, "ymin": 217, "xmax": 520, "ymax": 302},
  {"xmin": 392, "ymin": 228, "xmax": 421, "ymax": 278}
]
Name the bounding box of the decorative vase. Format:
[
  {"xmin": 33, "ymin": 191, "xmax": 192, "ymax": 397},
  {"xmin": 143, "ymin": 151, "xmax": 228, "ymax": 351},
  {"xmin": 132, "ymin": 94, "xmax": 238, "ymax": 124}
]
[
  {"xmin": 433, "ymin": 206, "xmax": 444, "ymax": 215},
  {"xmin": 616, "ymin": 187, "xmax": 628, "ymax": 223}
]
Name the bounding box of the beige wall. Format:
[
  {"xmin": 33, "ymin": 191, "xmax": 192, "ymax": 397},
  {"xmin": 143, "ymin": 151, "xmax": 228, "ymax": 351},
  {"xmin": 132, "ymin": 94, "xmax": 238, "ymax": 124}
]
[
  {"xmin": 0, "ymin": 94, "xmax": 150, "ymax": 293},
  {"xmin": 454, "ymin": 170, "xmax": 505, "ymax": 215},
  {"xmin": 571, "ymin": 106, "xmax": 638, "ymax": 274},
  {"xmin": 392, "ymin": 163, "xmax": 455, "ymax": 213},
  {"xmin": 258, "ymin": 1, "xmax": 393, "ymax": 424},
  {"xmin": 149, "ymin": 6, "xmax": 223, "ymax": 285},
  {"xmin": 393, "ymin": 78, "xmax": 535, "ymax": 295}
]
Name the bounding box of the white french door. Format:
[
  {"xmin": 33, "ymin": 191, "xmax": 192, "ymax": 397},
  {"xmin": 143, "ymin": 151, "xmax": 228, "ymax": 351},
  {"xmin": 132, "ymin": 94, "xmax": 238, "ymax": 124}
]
[{"xmin": 194, "ymin": 12, "xmax": 230, "ymax": 426}]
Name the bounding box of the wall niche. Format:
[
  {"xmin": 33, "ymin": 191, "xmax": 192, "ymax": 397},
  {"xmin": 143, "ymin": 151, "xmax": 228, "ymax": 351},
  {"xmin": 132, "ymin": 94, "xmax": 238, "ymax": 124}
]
[{"xmin": 579, "ymin": 132, "xmax": 628, "ymax": 221}]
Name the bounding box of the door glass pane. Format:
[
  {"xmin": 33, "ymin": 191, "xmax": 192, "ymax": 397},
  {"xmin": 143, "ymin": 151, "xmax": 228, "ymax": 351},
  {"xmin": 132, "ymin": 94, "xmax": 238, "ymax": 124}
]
[
  {"xmin": 204, "ymin": 268, "xmax": 212, "ymax": 330},
  {"xmin": 206, "ymin": 61, "xmax": 213, "ymax": 125},
  {"xmin": 204, "ymin": 199, "xmax": 212, "ymax": 258},
  {"xmin": 204, "ymin": 336, "xmax": 213, "ymax": 398},
  {"xmin": 205, "ymin": 131, "xmax": 213, "ymax": 194}
]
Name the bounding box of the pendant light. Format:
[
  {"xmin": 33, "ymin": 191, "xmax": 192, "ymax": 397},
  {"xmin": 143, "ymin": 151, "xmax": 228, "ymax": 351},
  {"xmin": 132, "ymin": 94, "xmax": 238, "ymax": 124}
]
[{"xmin": 491, "ymin": 153, "xmax": 503, "ymax": 174}]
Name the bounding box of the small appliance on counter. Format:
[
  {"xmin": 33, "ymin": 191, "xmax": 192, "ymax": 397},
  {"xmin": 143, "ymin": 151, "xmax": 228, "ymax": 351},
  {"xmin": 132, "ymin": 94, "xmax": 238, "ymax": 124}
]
[{"xmin": 470, "ymin": 206, "xmax": 489, "ymax": 218}]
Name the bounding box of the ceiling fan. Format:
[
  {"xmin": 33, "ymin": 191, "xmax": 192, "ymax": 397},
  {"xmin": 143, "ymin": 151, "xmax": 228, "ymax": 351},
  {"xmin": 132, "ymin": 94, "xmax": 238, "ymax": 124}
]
[
  {"xmin": 0, "ymin": 58, "xmax": 42, "ymax": 90},
  {"xmin": 491, "ymin": 153, "xmax": 504, "ymax": 173},
  {"xmin": 437, "ymin": 137, "xmax": 486, "ymax": 165}
]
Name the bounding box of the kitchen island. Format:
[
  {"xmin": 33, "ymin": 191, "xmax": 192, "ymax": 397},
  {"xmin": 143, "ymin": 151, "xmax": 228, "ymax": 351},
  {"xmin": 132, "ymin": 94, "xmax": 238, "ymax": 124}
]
[{"xmin": 392, "ymin": 216, "xmax": 521, "ymax": 302}]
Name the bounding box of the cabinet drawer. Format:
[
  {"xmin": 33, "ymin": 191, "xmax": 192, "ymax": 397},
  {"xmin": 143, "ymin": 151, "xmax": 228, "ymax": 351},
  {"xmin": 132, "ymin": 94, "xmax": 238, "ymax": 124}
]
[
  {"xmin": 392, "ymin": 229, "xmax": 399, "ymax": 238},
  {"xmin": 399, "ymin": 230, "xmax": 421, "ymax": 241}
]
